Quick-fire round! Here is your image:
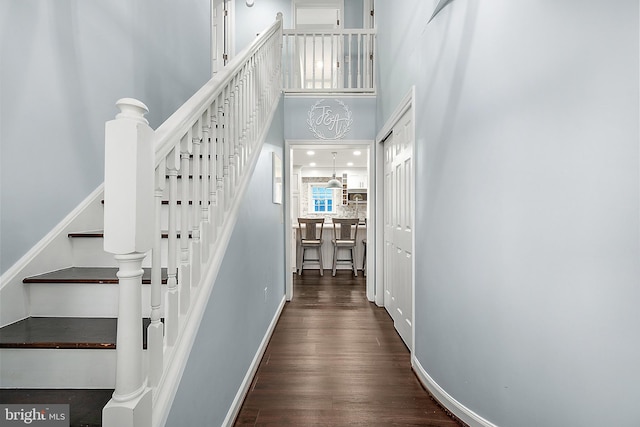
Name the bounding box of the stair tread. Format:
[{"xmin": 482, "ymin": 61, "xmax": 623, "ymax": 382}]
[
  {"xmin": 0, "ymin": 317, "xmax": 154, "ymax": 349},
  {"xmin": 67, "ymin": 231, "xmax": 105, "ymax": 238},
  {"xmin": 23, "ymin": 267, "xmax": 167, "ymax": 284},
  {"xmin": 68, "ymin": 231, "xmax": 192, "ymax": 239}
]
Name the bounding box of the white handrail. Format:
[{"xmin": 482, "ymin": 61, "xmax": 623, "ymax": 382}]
[
  {"xmin": 155, "ymin": 19, "xmax": 283, "ymax": 164},
  {"xmin": 102, "ymin": 14, "xmax": 283, "ymax": 427}
]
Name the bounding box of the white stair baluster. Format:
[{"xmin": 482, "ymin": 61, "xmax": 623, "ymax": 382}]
[
  {"xmin": 191, "ymin": 122, "xmax": 202, "ymax": 286},
  {"xmin": 348, "ymin": 33, "xmax": 353, "ymax": 89},
  {"xmin": 179, "ymin": 133, "xmax": 192, "ymax": 314},
  {"xmin": 228, "ymin": 83, "xmax": 237, "ymax": 194},
  {"xmin": 237, "ymin": 75, "xmax": 244, "ymax": 177},
  {"xmin": 245, "ymin": 58, "xmax": 255, "ymax": 149},
  {"xmin": 216, "ymin": 101, "xmax": 225, "ymax": 227},
  {"xmin": 208, "ymin": 104, "xmax": 218, "ymax": 244},
  {"xmin": 201, "ymin": 110, "xmax": 211, "ymax": 260},
  {"xmin": 233, "ymin": 81, "xmax": 241, "ymax": 181},
  {"xmin": 148, "ymin": 157, "xmax": 166, "ymax": 388},
  {"xmin": 165, "ymin": 147, "xmax": 180, "ymax": 346},
  {"xmin": 223, "ymin": 88, "xmax": 231, "ymax": 211}
]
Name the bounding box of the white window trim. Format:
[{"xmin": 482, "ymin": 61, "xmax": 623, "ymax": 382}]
[{"xmin": 307, "ymin": 183, "xmax": 340, "ymax": 214}]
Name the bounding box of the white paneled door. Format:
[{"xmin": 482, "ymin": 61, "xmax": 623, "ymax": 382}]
[{"xmin": 383, "ymin": 109, "xmax": 413, "ymax": 349}]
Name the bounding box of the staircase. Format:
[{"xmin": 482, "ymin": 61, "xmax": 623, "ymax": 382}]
[{"xmin": 0, "ymin": 15, "xmax": 283, "ymax": 427}]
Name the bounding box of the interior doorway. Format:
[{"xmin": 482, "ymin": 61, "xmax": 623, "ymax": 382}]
[{"xmin": 284, "ymin": 140, "xmax": 375, "ymax": 302}]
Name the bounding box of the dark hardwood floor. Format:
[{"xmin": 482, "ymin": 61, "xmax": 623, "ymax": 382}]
[{"xmin": 234, "ymin": 270, "xmax": 461, "ymax": 427}]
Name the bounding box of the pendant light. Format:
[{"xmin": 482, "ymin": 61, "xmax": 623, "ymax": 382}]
[{"xmin": 326, "ymin": 152, "xmax": 342, "ymax": 189}]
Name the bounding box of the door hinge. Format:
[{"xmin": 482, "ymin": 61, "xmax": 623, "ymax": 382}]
[
  {"xmin": 370, "ymin": 9, "xmax": 374, "ymax": 16},
  {"xmin": 224, "ymin": 9, "xmax": 228, "ymax": 16},
  {"xmin": 370, "ymin": 53, "xmax": 373, "ymax": 60},
  {"xmin": 337, "ymin": 61, "xmax": 340, "ymax": 68},
  {"xmin": 337, "ymin": 19, "xmax": 340, "ymax": 26},
  {"xmin": 223, "ymin": 53, "xmax": 228, "ymax": 61}
]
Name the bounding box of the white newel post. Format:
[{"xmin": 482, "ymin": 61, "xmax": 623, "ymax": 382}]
[{"xmin": 103, "ymin": 98, "xmax": 154, "ymax": 427}]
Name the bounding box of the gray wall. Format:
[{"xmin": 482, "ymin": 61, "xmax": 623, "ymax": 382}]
[
  {"xmin": 235, "ymin": 0, "xmax": 291, "ymax": 54},
  {"xmin": 165, "ymin": 98, "xmax": 285, "ymax": 426},
  {"xmin": 0, "ymin": 0, "xmax": 210, "ymax": 274},
  {"xmin": 376, "ymin": 1, "xmax": 640, "ymax": 426}
]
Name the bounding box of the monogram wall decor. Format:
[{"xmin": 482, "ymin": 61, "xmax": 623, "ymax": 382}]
[{"xmin": 307, "ymin": 99, "xmax": 353, "ymax": 140}]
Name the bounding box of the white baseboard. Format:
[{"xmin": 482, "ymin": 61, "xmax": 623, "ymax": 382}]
[
  {"xmin": 411, "ymin": 356, "xmax": 498, "ymax": 427},
  {"xmin": 222, "ymin": 295, "xmax": 286, "ymax": 427}
]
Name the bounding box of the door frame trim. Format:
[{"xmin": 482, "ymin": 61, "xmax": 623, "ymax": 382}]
[{"xmin": 375, "ymin": 86, "xmax": 416, "ymax": 350}]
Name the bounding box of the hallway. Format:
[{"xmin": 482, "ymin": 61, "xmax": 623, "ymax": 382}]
[{"xmin": 234, "ymin": 271, "xmax": 460, "ymax": 426}]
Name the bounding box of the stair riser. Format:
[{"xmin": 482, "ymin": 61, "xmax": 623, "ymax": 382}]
[
  {"xmin": 0, "ymin": 348, "xmax": 150, "ymax": 388},
  {"xmin": 0, "ymin": 348, "xmax": 118, "ymax": 388},
  {"xmin": 72, "ymin": 242, "xmax": 152, "ymax": 268},
  {"xmin": 28, "ymin": 283, "xmax": 165, "ymax": 318},
  {"xmin": 71, "ymin": 239, "xmax": 189, "ymax": 268}
]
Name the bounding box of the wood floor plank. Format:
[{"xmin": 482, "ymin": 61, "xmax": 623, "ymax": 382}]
[{"xmin": 234, "ymin": 271, "xmax": 463, "ymax": 426}]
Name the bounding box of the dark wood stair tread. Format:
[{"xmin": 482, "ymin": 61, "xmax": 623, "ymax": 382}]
[
  {"xmin": 68, "ymin": 231, "xmax": 192, "ymax": 239},
  {"xmin": 23, "ymin": 267, "xmax": 167, "ymax": 284},
  {"xmin": 101, "ymin": 199, "xmax": 207, "ymax": 205},
  {"xmin": 0, "ymin": 317, "xmax": 155, "ymax": 349},
  {"xmin": 161, "ymin": 200, "xmax": 209, "ymax": 205},
  {"xmin": 167, "ymin": 174, "xmax": 206, "ymax": 179},
  {"xmin": 67, "ymin": 231, "xmax": 105, "ymax": 238}
]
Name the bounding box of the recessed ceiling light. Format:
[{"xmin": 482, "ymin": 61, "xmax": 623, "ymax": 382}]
[
  {"xmin": 309, "ymin": 162, "xmax": 316, "ymax": 167},
  {"xmin": 307, "ymin": 150, "xmax": 315, "ymax": 155},
  {"xmin": 353, "ymin": 150, "xmax": 361, "ymax": 156},
  {"xmin": 347, "ymin": 162, "xmax": 354, "ymax": 166}
]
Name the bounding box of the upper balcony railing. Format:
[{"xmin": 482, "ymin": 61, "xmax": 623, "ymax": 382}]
[{"xmin": 282, "ymin": 28, "xmax": 376, "ymax": 94}]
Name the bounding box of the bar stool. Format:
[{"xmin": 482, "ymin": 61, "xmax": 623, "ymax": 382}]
[
  {"xmin": 331, "ymin": 218, "xmax": 359, "ymax": 276},
  {"xmin": 297, "ymin": 218, "xmax": 325, "ymax": 276}
]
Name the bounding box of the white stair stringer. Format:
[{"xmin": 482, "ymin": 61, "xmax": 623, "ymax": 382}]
[{"xmin": 0, "ymin": 186, "xmax": 106, "ymax": 328}]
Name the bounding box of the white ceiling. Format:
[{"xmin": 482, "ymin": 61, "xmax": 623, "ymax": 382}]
[{"xmin": 292, "ymin": 147, "xmax": 368, "ymax": 169}]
